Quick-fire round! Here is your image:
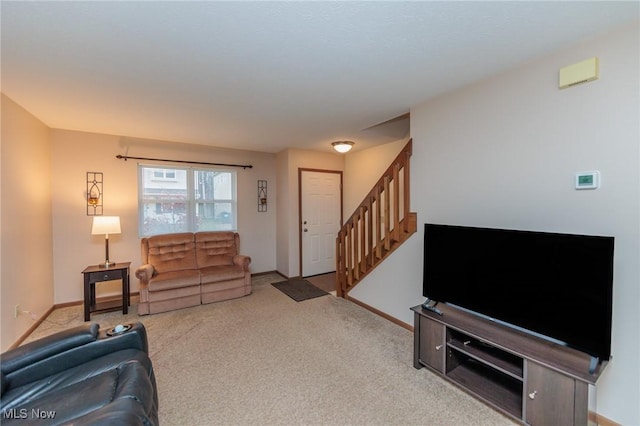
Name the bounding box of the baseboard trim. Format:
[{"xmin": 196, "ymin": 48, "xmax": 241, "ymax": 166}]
[
  {"xmin": 251, "ymin": 271, "xmax": 286, "ymax": 278},
  {"xmin": 589, "ymin": 411, "xmax": 620, "ymax": 426},
  {"xmin": 54, "ymin": 292, "xmax": 140, "ymax": 309},
  {"xmin": 346, "ymin": 295, "xmax": 413, "ymax": 332},
  {"xmin": 8, "ymin": 292, "xmax": 140, "ymax": 350},
  {"xmin": 7, "ymin": 305, "xmax": 55, "ymax": 351},
  {"xmin": 54, "ymin": 300, "xmax": 83, "ymax": 309}
]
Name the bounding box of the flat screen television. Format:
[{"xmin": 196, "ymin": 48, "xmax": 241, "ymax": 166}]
[{"xmin": 423, "ymin": 223, "xmax": 614, "ymax": 362}]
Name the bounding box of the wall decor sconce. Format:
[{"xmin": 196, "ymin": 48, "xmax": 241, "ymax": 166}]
[
  {"xmin": 87, "ymin": 172, "xmax": 103, "ymax": 216},
  {"xmin": 258, "ymin": 180, "xmax": 267, "ymax": 212}
]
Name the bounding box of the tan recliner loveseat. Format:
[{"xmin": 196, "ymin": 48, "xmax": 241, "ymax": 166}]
[{"xmin": 135, "ymin": 231, "xmax": 251, "ymax": 315}]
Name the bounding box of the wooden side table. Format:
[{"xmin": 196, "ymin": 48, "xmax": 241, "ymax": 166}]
[{"xmin": 82, "ymin": 262, "xmax": 131, "ymax": 321}]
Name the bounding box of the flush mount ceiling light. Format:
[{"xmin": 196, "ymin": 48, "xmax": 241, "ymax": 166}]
[{"xmin": 331, "ymin": 140, "xmax": 354, "ymax": 153}]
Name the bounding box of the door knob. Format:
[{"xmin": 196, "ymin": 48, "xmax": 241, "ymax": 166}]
[
  {"xmin": 528, "ymin": 390, "xmax": 537, "ymax": 400},
  {"xmin": 304, "ymin": 228, "xmax": 308, "ymax": 232},
  {"xmin": 303, "ymin": 221, "xmax": 307, "ymax": 224},
  {"xmin": 435, "ymin": 345, "xmax": 443, "ymax": 351}
]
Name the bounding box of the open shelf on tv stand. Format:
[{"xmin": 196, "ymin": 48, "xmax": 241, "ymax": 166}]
[{"xmin": 411, "ymin": 303, "xmax": 607, "ymax": 425}]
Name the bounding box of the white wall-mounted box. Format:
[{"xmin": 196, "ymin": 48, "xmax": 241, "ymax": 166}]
[
  {"xmin": 559, "ymin": 57, "xmax": 599, "ymax": 89},
  {"xmin": 575, "ymin": 171, "xmax": 600, "ymax": 189}
]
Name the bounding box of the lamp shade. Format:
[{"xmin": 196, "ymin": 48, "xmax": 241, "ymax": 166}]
[
  {"xmin": 91, "ymin": 216, "xmax": 121, "ymax": 235},
  {"xmin": 331, "ymin": 141, "xmax": 354, "ymax": 153}
]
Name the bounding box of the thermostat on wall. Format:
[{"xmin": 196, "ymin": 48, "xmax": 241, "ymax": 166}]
[{"xmin": 575, "ymin": 171, "xmax": 600, "ymax": 190}]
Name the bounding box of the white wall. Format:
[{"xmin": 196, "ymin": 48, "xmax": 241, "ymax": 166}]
[
  {"xmin": 275, "ymin": 149, "xmax": 291, "ymax": 277},
  {"xmin": 343, "ymin": 138, "xmax": 409, "ymax": 217},
  {"xmin": 1, "ymin": 95, "xmax": 54, "ymax": 351},
  {"xmin": 351, "ymin": 23, "xmax": 639, "ymax": 424},
  {"xmin": 50, "ymin": 130, "xmax": 277, "ymax": 304}
]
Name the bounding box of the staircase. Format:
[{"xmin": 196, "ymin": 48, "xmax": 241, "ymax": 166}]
[{"xmin": 336, "ymin": 139, "xmax": 417, "ymax": 297}]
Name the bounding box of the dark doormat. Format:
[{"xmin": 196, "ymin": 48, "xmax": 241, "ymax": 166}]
[{"xmin": 272, "ymin": 279, "xmax": 329, "ymax": 302}]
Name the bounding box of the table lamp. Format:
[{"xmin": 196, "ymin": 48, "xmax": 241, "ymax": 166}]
[{"xmin": 92, "ymin": 216, "xmax": 121, "ymax": 268}]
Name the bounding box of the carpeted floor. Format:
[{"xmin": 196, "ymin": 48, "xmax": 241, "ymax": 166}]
[{"xmin": 23, "ymin": 273, "xmax": 516, "ymax": 426}]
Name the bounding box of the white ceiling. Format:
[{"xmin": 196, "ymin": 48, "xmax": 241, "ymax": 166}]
[{"xmin": 2, "ymin": 1, "xmax": 637, "ymax": 153}]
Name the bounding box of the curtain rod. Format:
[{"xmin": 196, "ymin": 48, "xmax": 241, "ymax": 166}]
[{"xmin": 115, "ymin": 155, "xmax": 253, "ymax": 169}]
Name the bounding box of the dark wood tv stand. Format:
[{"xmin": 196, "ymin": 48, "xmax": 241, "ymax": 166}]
[{"xmin": 411, "ymin": 304, "xmax": 607, "ymax": 425}]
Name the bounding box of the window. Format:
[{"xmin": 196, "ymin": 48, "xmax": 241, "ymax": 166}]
[
  {"xmin": 138, "ymin": 165, "xmax": 236, "ymax": 237},
  {"xmin": 152, "ymin": 170, "xmax": 176, "ymax": 180}
]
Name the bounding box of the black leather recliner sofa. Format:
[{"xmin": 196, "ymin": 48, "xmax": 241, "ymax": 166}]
[{"xmin": 1, "ymin": 322, "xmax": 158, "ymax": 425}]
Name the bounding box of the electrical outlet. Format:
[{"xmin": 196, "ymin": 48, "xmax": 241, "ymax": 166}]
[{"xmin": 14, "ymin": 304, "xmax": 20, "ymax": 318}]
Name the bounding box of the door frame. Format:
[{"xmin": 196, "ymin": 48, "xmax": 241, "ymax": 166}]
[{"xmin": 298, "ymin": 168, "xmax": 343, "ymax": 278}]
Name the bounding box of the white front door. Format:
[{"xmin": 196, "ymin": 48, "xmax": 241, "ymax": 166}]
[{"xmin": 301, "ymin": 171, "xmax": 341, "ymax": 277}]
